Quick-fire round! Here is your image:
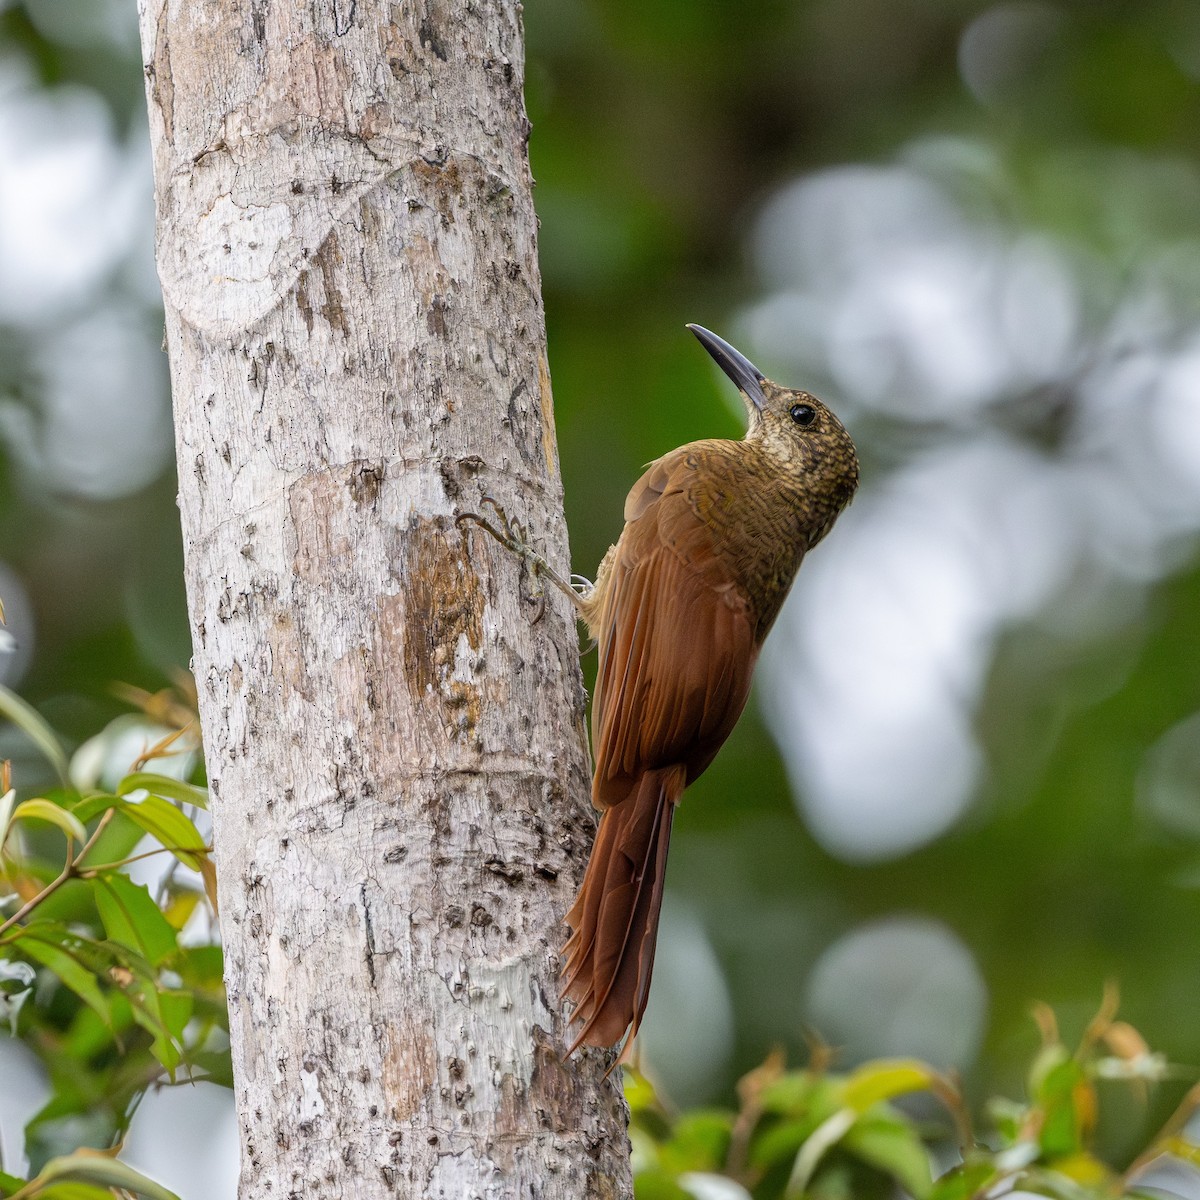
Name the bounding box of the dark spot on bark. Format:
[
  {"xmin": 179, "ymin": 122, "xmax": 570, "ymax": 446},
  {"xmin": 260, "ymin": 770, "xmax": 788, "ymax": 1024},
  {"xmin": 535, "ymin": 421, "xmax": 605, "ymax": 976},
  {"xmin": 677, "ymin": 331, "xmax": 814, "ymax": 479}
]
[
  {"xmin": 506, "ymin": 378, "xmax": 544, "ymax": 467},
  {"xmin": 348, "ymin": 461, "xmax": 384, "ymax": 509},
  {"xmin": 483, "ymin": 57, "xmax": 514, "ymax": 86},
  {"xmin": 445, "ymin": 905, "xmax": 465, "ymax": 927},
  {"xmin": 426, "ymin": 294, "xmax": 448, "ymax": 339},
  {"xmin": 485, "ymin": 856, "xmax": 524, "ymax": 884},
  {"xmin": 438, "ymin": 456, "xmax": 462, "ymax": 501},
  {"xmin": 394, "ymin": 518, "xmax": 485, "ymax": 738},
  {"xmin": 150, "ymin": 6, "xmax": 175, "ymax": 134},
  {"xmin": 249, "ymin": 0, "xmax": 266, "ymax": 44},
  {"xmin": 418, "ymin": 18, "xmax": 447, "ymax": 60},
  {"xmin": 534, "ymin": 863, "xmax": 559, "ymax": 881},
  {"xmin": 448, "ymin": 1057, "xmax": 464, "ymax": 1078},
  {"xmin": 295, "ymin": 270, "xmax": 314, "ymax": 337},
  {"xmin": 313, "ymin": 231, "xmax": 350, "ymax": 338},
  {"xmin": 362, "ymin": 883, "xmax": 377, "ymax": 985},
  {"xmin": 333, "ymin": 0, "xmax": 356, "ymax": 36},
  {"xmin": 383, "ymin": 843, "xmax": 406, "ymax": 863},
  {"xmin": 470, "ymin": 903, "xmax": 493, "ymax": 928}
]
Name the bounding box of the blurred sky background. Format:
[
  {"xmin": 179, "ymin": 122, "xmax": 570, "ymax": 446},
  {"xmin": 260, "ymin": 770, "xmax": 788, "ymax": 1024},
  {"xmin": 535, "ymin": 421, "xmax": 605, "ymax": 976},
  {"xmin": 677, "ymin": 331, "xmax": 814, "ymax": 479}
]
[{"xmin": 2, "ymin": 1, "xmax": 1200, "ymax": 1196}]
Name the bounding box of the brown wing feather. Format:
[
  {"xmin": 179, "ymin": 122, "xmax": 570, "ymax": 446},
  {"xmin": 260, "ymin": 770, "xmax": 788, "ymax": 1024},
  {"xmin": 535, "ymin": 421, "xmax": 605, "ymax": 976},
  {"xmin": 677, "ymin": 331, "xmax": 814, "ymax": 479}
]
[
  {"xmin": 589, "ymin": 450, "xmax": 760, "ymax": 806},
  {"xmin": 562, "ymin": 450, "xmax": 760, "ymax": 1050}
]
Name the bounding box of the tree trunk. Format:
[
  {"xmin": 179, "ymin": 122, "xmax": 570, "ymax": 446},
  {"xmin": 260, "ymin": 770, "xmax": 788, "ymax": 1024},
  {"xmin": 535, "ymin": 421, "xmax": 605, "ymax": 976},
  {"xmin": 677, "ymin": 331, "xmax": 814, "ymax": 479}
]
[{"xmin": 136, "ymin": 2, "xmax": 631, "ymax": 1196}]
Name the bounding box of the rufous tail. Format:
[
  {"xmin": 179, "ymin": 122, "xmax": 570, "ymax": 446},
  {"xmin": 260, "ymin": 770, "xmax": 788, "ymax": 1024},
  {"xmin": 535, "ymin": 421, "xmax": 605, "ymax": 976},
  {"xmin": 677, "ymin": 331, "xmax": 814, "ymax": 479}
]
[{"xmin": 561, "ymin": 764, "xmax": 686, "ymax": 1056}]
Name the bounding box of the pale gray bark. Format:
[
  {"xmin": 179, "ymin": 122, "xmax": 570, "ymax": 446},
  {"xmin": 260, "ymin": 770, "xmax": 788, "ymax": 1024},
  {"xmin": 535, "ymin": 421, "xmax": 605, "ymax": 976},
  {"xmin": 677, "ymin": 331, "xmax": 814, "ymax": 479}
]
[{"xmin": 136, "ymin": 2, "xmax": 630, "ymax": 1196}]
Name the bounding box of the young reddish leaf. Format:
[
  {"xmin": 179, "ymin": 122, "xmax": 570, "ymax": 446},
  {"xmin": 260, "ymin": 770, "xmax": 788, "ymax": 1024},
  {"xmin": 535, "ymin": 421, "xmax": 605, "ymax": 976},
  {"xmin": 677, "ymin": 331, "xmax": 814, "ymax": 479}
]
[{"xmin": 198, "ymin": 856, "xmax": 219, "ymax": 914}]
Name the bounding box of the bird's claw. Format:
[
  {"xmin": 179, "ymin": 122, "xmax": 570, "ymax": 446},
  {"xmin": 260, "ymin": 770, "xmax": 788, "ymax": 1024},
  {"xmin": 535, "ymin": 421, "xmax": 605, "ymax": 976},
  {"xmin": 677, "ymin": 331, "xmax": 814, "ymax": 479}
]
[
  {"xmin": 457, "ymin": 495, "xmax": 549, "ymax": 624},
  {"xmin": 456, "ymin": 495, "xmax": 526, "ymax": 553}
]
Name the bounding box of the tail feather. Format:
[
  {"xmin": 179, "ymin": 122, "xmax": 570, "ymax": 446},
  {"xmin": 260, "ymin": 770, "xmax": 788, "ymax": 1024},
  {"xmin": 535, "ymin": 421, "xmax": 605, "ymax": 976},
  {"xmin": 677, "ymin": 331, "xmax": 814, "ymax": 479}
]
[{"xmin": 562, "ymin": 765, "xmax": 685, "ymax": 1054}]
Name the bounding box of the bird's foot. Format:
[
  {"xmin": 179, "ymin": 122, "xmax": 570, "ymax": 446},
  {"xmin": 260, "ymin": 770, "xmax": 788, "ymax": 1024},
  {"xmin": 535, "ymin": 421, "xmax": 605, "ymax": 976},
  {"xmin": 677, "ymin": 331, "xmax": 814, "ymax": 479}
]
[{"xmin": 457, "ymin": 496, "xmax": 587, "ymax": 623}]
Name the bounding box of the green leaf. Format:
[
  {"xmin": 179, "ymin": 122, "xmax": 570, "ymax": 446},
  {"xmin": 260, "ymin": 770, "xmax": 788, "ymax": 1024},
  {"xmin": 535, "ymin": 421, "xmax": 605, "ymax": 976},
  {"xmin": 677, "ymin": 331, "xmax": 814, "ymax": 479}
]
[
  {"xmin": 928, "ymin": 1159, "xmax": 1000, "ymax": 1200},
  {"xmin": 1028, "ymin": 1043, "xmax": 1070, "ymax": 1096},
  {"xmin": 842, "ymin": 1114, "xmax": 933, "ymax": 1199},
  {"xmin": 0, "ymin": 1169, "xmax": 27, "ymax": 1197},
  {"xmin": 131, "ymin": 987, "xmax": 192, "ymax": 1074},
  {"xmin": 28, "ymin": 1184, "xmax": 114, "ymax": 1200},
  {"xmin": 70, "ymin": 794, "xmax": 207, "ymax": 870},
  {"xmin": 93, "ymin": 874, "xmax": 178, "ymax": 967},
  {"xmin": 0, "ymin": 687, "xmax": 69, "ymax": 788},
  {"xmin": 122, "ymin": 794, "xmax": 207, "ymax": 869},
  {"xmin": 631, "ymin": 1167, "xmax": 692, "ymax": 1200},
  {"xmin": 1035, "ymin": 1058, "xmax": 1087, "ymax": 1157},
  {"xmin": 750, "ymin": 1117, "xmax": 819, "ymax": 1171},
  {"xmin": 660, "ymin": 1111, "xmax": 732, "ymax": 1175},
  {"xmin": 13, "ymin": 929, "xmax": 110, "ymax": 1025},
  {"xmin": 785, "ymin": 1106, "xmax": 856, "ymax": 1197},
  {"xmin": 1162, "ymin": 1135, "xmax": 1200, "ymax": 1167},
  {"xmin": 8, "ymin": 1152, "xmax": 180, "ymax": 1200},
  {"xmin": 841, "ymin": 1058, "xmax": 938, "ymax": 1113},
  {"xmin": 176, "ymin": 943, "xmax": 224, "ymax": 988},
  {"xmin": 759, "ymin": 1071, "xmax": 831, "ymax": 1115},
  {"xmin": 68, "ymin": 794, "xmax": 121, "ymax": 824},
  {"xmin": 11, "ymin": 800, "xmax": 87, "ymax": 846},
  {"xmin": 117, "ymin": 773, "xmax": 208, "ymax": 811}
]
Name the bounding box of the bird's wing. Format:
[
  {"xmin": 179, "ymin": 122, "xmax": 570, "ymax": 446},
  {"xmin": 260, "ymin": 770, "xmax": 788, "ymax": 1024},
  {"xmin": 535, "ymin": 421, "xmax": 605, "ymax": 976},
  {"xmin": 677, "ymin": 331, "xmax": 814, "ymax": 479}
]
[{"xmin": 590, "ymin": 449, "xmax": 759, "ymax": 808}]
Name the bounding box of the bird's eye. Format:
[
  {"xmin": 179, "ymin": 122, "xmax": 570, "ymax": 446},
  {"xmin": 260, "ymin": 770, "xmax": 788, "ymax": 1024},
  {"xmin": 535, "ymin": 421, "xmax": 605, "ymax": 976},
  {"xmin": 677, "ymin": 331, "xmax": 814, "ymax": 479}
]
[{"xmin": 790, "ymin": 403, "xmax": 816, "ymax": 427}]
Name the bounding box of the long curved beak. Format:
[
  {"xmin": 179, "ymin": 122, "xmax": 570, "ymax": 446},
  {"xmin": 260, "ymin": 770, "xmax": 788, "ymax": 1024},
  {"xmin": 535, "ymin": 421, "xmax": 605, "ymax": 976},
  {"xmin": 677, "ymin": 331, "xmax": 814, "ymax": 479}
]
[{"xmin": 686, "ymin": 324, "xmax": 768, "ymax": 411}]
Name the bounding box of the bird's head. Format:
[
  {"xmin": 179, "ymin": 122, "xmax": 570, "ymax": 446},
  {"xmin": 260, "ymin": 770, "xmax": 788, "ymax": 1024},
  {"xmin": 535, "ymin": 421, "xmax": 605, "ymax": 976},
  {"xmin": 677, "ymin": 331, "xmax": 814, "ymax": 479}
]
[{"xmin": 687, "ymin": 323, "xmax": 860, "ymax": 516}]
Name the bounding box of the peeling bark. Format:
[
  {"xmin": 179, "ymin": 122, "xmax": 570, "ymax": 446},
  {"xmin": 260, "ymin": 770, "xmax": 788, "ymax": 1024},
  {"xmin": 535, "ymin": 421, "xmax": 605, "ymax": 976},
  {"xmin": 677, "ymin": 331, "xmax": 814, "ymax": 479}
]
[{"xmin": 137, "ymin": 1, "xmax": 631, "ymax": 1195}]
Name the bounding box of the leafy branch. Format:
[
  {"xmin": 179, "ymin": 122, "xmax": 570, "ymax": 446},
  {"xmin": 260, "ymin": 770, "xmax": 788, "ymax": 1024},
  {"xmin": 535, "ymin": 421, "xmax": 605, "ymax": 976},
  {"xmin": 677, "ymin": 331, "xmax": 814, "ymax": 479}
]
[{"xmin": 627, "ymin": 987, "xmax": 1200, "ymax": 1200}]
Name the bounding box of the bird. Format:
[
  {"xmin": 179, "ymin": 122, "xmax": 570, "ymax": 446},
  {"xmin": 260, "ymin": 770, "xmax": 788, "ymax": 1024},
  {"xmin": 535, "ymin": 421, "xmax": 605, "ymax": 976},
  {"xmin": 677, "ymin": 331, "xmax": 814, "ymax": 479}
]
[{"xmin": 458, "ymin": 324, "xmax": 859, "ymax": 1060}]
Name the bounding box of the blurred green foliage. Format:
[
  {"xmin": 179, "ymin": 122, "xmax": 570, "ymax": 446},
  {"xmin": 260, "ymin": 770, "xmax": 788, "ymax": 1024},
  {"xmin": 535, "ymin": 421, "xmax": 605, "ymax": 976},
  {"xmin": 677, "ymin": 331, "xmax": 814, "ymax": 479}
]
[
  {"xmin": 628, "ymin": 991, "xmax": 1200, "ymax": 1199},
  {"xmin": 0, "ymin": 681, "xmax": 220, "ymax": 1198}
]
